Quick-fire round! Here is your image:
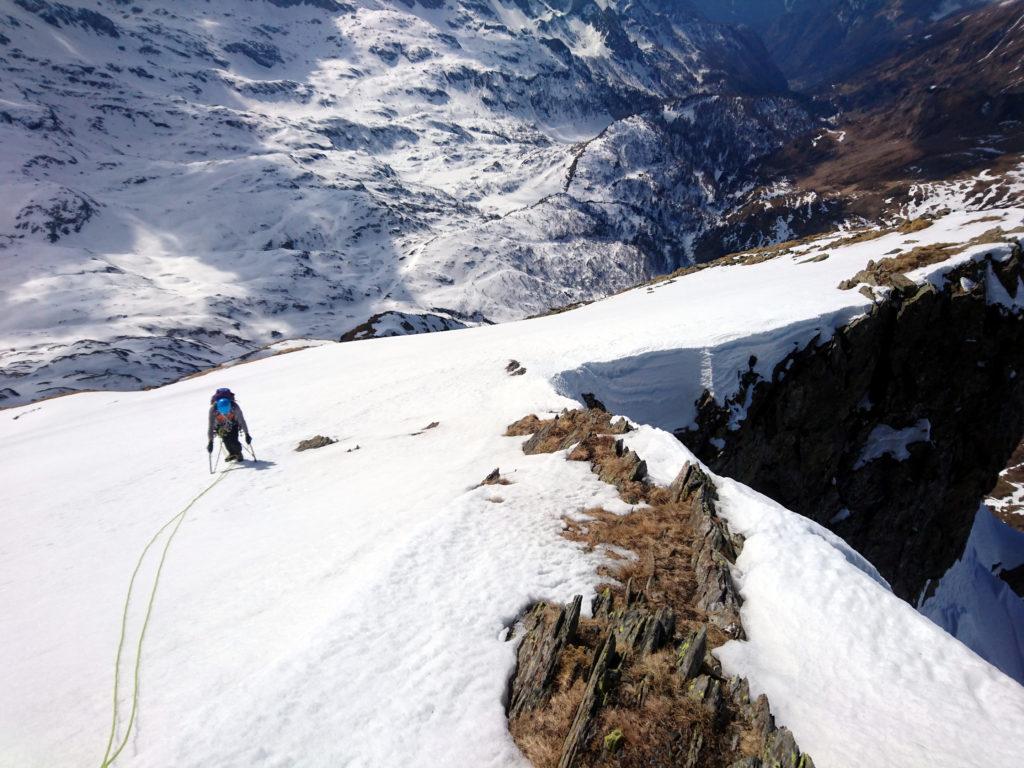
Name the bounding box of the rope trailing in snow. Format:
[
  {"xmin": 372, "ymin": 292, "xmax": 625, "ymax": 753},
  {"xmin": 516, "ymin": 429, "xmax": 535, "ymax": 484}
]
[{"xmin": 98, "ymin": 472, "xmax": 229, "ymax": 768}]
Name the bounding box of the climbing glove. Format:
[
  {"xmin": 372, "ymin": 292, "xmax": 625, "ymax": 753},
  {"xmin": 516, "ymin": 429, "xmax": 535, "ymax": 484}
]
[
  {"xmin": 207, "ymin": 440, "xmax": 213, "ymax": 453},
  {"xmin": 245, "ymin": 433, "xmax": 253, "ymax": 444}
]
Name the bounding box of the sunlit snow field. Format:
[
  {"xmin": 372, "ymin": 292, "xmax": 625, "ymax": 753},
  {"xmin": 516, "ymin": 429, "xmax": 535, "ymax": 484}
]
[{"xmin": 3, "ymin": 208, "xmax": 1024, "ymax": 767}]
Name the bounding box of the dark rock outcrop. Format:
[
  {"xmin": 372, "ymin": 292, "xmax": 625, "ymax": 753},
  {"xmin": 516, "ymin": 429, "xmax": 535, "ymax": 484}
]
[
  {"xmin": 680, "ymin": 244, "xmax": 1024, "ymax": 600},
  {"xmin": 295, "ymin": 435, "xmax": 337, "ymax": 451},
  {"xmin": 508, "ymin": 597, "xmax": 583, "ymax": 720}
]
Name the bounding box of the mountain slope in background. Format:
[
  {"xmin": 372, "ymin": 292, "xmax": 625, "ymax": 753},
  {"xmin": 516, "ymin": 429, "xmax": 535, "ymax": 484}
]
[
  {"xmin": 763, "ymin": 0, "xmax": 1024, "ymax": 209},
  {"xmin": 692, "ymin": 0, "xmax": 999, "ymax": 88},
  {"xmin": 3, "ymin": 0, "xmax": 1023, "ymax": 406},
  {"xmin": 0, "ymin": 0, "xmax": 816, "ymax": 405}
]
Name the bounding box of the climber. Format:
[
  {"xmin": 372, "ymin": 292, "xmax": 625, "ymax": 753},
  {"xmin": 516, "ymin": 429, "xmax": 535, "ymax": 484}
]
[{"xmin": 206, "ymin": 387, "xmax": 252, "ymax": 462}]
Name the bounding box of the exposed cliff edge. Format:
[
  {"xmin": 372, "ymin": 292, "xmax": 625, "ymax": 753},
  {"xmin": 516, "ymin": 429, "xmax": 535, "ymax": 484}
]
[{"xmin": 678, "ymin": 238, "xmax": 1024, "ymax": 601}]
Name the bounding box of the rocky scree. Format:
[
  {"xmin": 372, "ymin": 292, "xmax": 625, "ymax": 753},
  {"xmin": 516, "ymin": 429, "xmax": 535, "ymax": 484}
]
[{"xmin": 504, "ymin": 409, "xmax": 814, "ymax": 768}]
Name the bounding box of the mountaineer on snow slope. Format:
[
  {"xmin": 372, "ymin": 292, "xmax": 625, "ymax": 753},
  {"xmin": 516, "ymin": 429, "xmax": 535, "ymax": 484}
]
[{"xmin": 206, "ymin": 387, "xmax": 252, "ymax": 463}]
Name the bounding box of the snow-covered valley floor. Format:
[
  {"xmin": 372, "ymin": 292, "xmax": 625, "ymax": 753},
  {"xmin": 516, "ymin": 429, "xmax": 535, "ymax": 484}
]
[{"xmin": 3, "ymin": 208, "xmax": 1024, "ymax": 767}]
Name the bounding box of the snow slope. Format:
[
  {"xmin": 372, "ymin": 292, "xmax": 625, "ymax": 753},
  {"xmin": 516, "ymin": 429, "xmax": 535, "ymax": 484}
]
[
  {"xmin": 2, "ymin": 206, "xmax": 1024, "ymax": 767},
  {"xmin": 921, "ymin": 506, "xmax": 1024, "ymax": 684}
]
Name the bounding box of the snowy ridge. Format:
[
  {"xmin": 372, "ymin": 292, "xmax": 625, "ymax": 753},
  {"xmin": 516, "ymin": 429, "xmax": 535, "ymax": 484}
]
[{"xmin": 2, "ymin": 204, "xmax": 1023, "ymax": 767}]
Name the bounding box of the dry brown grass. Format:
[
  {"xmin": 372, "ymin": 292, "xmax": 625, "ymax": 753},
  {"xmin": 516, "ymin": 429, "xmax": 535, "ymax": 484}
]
[
  {"xmin": 587, "ymin": 652, "xmax": 716, "ymax": 768},
  {"xmin": 820, "ymin": 218, "xmax": 930, "ymax": 254},
  {"xmin": 567, "ymin": 435, "xmax": 647, "ymax": 503},
  {"xmin": 838, "ymin": 226, "xmax": 1019, "ymax": 290},
  {"xmin": 897, "ymin": 218, "xmax": 934, "ymax": 234},
  {"xmin": 507, "ymin": 414, "xmax": 545, "ymax": 436},
  {"xmin": 564, "ymin": 504, "xmax": 703, "ymax": 627},
  {"xmin": 838, "ymin": 242, "xmax": 962, "ymax": 289},
  {"xmin": 506, "ymin": 409, "xmax": 763, "ymax": 767}
]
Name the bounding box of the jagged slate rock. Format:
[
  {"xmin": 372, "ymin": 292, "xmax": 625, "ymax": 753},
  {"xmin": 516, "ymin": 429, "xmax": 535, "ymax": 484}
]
[
  {"xmin": 728, "ymin": 675, "xmax": 751, "ymax": 709},
  {"xmin": 295, "ymin": 435, "xmax": 337, "ymax": 451},
  {"xmin": 705, "ymin": 650, "xmax": 724, "ymax": 677},
  {"xmin": 508, "ymin": 596, "xmax": 582, "ymax": 719},
  {"xmin": 725, "ymin": 728, "xmax": 742, "ymax": 754},
  {"xmin": 751, "ymin": 694, "xmax": 775, "ymax": 743},
  {"xmin": 676, "ymin": 625, "xmax": 707, "ymax": 681},
  {"xmin": 693, "ymin": 484, "xmax": 719, "ymax": 522},
  {"xmin": 613, "ymin": 608, "xmax": 651, "ymax": 653},
  {"xmin": 695, "ymin": 554, "xmax": 742, "ymax": 613},
  {"xmin": 521, "ymin": 422, "xmax": 556, "ymax": 454},
  {"xmin": 693, "ymin": 546, "xmax": 719, "ymax": 585},
  {"xmin": 729, "ymin": 759, "xmax": 763, "ymax": 768},
  {"xmin": 557, "ymin": 633, "xmax": 618, "ymax": 768},
  {"xmin": 798, "ymin": 755, "xmax": 815, "ymax": 768},
  {"xmin": 668, "ymin": 463, "xmax": 697, "ymax": 503},
  {"xmin": 695, "ymin": 514, "xmax": 737, "ymax": 562},
  {"xmin": 610, "ymin": 417, "xmax": 632, "ymax": 434},
  {"xmin": 482, "ymin": 467, "xmax": 501, "ymax": 484},
  {"xmin": 686, "ymin": 674, "xmax": 723, "ymax": 714},
  {"xmin": 681, "ymin": 248, "xmax": 1024, "ymax": 603},
  {"xmin": 591, "ymin": 588, "xmax": 614, "ymax": 618},
  {"xmin": 636, "ymin": 676, "xmax": 650, "ymax": 707},
  {"xmin": 597, "ymin": 449, "xmax": 646, "ymax": 485},
  {"xmin": 624, "ymin": 576, "xmax": 638, "ymax": 607},
  {"xmin": 614, "ymin": 606, "xmax": 673, "ymax": 656},
  {"xmin": 683, "ymin": 728, "xmax": 705, "ymax": 768},
  {"xmin": 641, "ymin": 607, "xmax": 675, "ymax": 655},
  {"xmin": 581, "ymin": 392, "xmax": 606, "ymax": 411},
  {"xmin": 762, "ymin": 727, "xmax": 801, "ymax": 768},
  {"xmin": 506, "ymin": 359, "xmax": 522, "ymax": 373}
]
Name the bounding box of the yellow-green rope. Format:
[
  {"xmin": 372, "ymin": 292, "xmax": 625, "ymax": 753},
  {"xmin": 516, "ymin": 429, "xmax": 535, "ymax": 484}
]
[{"xmin": 99, "ymin": 472, "xmax": 228, "ymax": 767}]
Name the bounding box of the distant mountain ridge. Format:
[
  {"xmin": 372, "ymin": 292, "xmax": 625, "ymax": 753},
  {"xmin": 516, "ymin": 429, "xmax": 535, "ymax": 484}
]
[
  {"xmin": 1, "ymin": 0, "xmax": 1023, "ymax": 405},
  {"xmin": 0, "ymin": 0, "xmax": 801, "ymax": 404}
]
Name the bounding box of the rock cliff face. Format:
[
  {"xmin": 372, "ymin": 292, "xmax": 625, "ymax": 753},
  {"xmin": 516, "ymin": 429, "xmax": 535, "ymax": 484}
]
[{"xmin": 679, "ymin": 241, "xmax": 1024, "ymax": 601}]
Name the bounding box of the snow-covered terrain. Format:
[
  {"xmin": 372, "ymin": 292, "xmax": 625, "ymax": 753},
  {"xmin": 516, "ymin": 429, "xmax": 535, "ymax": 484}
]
[
  {"xmin": 0, "ymin": 0, "xmax": 816, "ymax": 406},
  {"xmin": 3, "ymin": 205, "xmax": 1023, "ymax": 767},
  {"xmin": 922, "ymin": 506, "xmax": 1024, "ymax": 684}
]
